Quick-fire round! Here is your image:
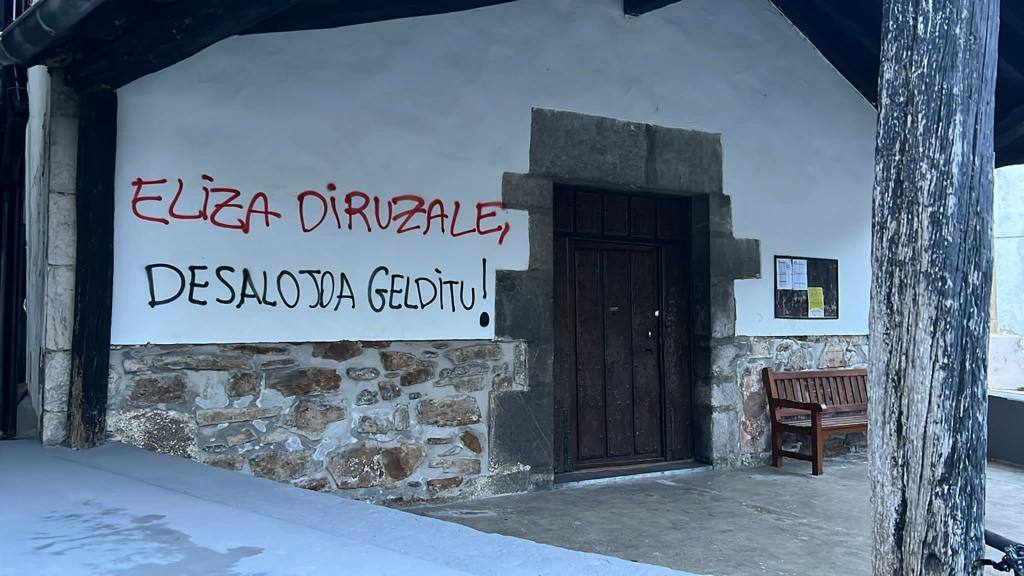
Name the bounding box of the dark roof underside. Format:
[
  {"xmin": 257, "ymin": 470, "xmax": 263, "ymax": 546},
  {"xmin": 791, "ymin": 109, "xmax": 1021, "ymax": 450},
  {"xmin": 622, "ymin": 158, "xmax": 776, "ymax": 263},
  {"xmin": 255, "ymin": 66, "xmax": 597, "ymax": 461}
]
[
  {"xmin": 4, "ymin": 0, "xmax": 1024, "ymax": 166},
  {"xmin": 770, "ymin": 0, "xmax": 1024, "ymax": 168}
]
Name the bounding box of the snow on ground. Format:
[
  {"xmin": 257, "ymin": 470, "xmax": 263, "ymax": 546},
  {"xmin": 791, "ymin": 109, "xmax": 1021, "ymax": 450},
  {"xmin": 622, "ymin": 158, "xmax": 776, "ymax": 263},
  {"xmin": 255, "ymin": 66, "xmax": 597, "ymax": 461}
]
[{"xmin": 0, "ymin": 440, "xmax": 693, "ymax": 576}]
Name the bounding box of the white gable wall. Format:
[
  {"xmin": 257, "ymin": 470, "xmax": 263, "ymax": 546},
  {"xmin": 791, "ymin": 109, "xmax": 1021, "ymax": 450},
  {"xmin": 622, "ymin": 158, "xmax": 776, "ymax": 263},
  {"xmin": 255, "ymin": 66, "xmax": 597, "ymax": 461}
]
[{"xmin": 114, "ymin": 0, "xmax": 877, "ymax": 341}]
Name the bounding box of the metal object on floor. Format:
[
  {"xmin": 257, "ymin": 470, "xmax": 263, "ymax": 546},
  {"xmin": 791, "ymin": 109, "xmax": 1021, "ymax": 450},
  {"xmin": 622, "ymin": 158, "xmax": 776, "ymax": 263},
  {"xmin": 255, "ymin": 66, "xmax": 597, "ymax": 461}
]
[{"xmin": 981, "ymin": 530, "xmax": 1024, "ymax": 575}]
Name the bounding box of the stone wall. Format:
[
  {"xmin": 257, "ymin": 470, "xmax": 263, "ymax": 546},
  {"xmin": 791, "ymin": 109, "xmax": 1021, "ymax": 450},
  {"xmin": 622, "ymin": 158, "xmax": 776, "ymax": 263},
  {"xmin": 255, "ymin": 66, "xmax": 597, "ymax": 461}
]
[
  {"xmin": 718, "ymin": 335, "xmax": 870, "ymax": 467},
  {"xmin": 24, "ymin": 67, "xmax": 79, "ymax": 444},
  {"xmin": 107, "ymin": 340, "xmax": 528, "ymax": 505}
]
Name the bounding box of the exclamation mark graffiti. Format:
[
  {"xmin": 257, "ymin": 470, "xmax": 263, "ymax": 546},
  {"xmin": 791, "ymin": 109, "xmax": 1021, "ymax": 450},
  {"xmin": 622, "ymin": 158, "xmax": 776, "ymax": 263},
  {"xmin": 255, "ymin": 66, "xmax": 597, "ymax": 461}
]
[{"xmin": 479, "ymin": 257, "xmax": 490, "ymax": 328}]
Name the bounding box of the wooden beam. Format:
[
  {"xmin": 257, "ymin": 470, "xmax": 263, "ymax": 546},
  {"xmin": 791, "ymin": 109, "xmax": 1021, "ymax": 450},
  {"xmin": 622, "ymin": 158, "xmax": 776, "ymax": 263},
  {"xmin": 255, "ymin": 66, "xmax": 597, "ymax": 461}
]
[
  {"xmin": 870, "ymin": 1, "xmax": 997, "ymax": 575},
  {"xmin": 70, "ymin": 0, "xmax": 307, "ymax": 90},
  {"xmin": 66, "ymin": 89, "xmax": 117, "ymax": 449},
  {"xmin": 623, "ymin": 0, "xmax": 681, "ymax": 17}
]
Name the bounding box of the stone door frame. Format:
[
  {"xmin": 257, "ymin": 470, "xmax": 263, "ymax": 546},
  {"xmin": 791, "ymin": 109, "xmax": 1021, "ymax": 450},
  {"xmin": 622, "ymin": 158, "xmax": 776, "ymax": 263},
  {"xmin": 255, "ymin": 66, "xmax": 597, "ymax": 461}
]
[{"xmin": 489, "ymin": 108, "xmax": 761, "ymax": 488}]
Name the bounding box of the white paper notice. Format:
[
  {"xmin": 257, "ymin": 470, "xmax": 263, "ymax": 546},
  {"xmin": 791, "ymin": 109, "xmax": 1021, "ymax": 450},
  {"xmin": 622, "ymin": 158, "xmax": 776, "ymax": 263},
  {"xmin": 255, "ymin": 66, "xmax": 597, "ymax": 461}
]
[
  {"xmin": 791, "ymin": 259, "xmax": 808, "ymax": 291},
  {"xmin": 776, "ymin": 258, "xmax": 793, "ymax": 290}
]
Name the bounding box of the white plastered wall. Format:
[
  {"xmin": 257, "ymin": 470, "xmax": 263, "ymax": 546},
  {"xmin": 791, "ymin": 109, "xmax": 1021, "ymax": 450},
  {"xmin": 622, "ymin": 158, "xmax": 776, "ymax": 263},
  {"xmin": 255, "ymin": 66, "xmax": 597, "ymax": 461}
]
[{"xmin": 114, "ymin": 0, "xmax": 876, "ymax": 342}]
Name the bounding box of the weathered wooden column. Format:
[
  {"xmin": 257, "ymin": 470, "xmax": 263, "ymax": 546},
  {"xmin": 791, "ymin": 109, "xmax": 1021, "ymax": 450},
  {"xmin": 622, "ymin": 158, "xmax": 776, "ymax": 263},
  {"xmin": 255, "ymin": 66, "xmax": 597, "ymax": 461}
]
[{"xmin": 870, "ymin": 1, "xmax": 999, "ymax": 575}]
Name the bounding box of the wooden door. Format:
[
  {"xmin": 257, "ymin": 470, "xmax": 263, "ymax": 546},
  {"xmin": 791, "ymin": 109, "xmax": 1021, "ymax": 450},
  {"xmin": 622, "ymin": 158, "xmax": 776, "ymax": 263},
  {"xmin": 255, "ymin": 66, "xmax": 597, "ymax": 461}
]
[
  {"xmin": 553, "ymin": 187, "xmax": 693, "ymax": 473},
  {"xmin": 570, "ymin": 241, "xmax": 663, "ymax": 467}
]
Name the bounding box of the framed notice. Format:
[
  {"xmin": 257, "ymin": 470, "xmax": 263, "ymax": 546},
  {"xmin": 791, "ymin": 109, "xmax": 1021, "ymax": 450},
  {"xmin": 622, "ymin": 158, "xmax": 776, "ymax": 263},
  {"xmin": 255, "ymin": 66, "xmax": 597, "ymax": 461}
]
[{"xmin": 773, "ymin": 255, "xmax": 839, "ymax": 319}]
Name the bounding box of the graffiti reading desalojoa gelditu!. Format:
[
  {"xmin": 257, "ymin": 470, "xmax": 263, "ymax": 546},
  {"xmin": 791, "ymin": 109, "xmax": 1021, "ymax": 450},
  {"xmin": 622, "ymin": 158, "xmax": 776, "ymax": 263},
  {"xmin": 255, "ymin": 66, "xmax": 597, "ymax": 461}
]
[{"xmin": 130, "ymin": 175, "xmax": 509, "ymax": 329}]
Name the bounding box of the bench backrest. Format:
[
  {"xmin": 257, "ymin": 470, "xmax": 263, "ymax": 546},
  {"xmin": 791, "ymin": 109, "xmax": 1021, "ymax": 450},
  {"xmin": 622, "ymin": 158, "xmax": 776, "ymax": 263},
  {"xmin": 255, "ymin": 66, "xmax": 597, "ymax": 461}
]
[{"xmin": 762, "ymin": 368, "xmax": 868, "ymax": 418}]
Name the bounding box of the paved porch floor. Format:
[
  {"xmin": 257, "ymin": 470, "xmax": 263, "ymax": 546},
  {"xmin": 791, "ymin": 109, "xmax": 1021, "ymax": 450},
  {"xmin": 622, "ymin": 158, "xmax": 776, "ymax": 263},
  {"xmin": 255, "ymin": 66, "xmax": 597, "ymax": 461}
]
[
  {"xmin": 415, "ymin": 455, "xmax": 1024, "ymax": 576},
  {"xmin": 0, "ymin": 440, "xmax": 690, "ymax": 576}
]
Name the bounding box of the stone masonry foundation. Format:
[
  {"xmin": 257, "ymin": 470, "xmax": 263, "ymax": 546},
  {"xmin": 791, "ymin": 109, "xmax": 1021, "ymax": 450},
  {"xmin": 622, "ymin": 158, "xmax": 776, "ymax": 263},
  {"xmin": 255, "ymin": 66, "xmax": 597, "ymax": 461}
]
[
  {"xmin": 729, "ymin": 335, "xmax": 869, "ymax": 466},
  {"xmin": 107, "ymin": 340, "xmax": 528, "ymax": 505}
]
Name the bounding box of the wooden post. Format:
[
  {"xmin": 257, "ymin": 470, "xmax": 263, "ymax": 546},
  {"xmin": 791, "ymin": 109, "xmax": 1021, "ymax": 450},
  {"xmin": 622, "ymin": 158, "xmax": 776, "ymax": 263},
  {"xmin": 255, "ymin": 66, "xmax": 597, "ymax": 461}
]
[
  {"xmin": 870, "ymin": 1, "xmax": 998, "ymax": 575},
  {"xmin": 66, "ymin": 89, "xmax": 117, "ymax": 448}
]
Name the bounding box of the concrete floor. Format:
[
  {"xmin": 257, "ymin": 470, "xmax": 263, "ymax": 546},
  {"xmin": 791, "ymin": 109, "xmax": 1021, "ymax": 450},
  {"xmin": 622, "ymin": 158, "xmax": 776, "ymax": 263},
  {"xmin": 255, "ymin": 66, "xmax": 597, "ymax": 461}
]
[
  {"xmin": 0, "ymin": 440, "xmax": 689, "ymax": 576},
  {"xmin": 415, "ymin": 455, "xmax": 1024, "ymax": 576}
]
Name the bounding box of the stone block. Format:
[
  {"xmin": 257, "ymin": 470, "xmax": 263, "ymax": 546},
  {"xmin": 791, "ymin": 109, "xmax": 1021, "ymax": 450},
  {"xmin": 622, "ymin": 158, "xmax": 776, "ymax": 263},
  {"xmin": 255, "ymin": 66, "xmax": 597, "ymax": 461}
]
[
  {"xmin": 381, "ymin": 443, "xmax": 426, "ymax": 480},
  {"xmin": 773, "ymin": 339, "xmax": 811, "ymax": 371},
  {"xmin": 845, "ymin": 340, "xmax": 869, "ymax": 367},
  {"xmin": 426, "ymin": 476, "xmax": 463, "ymax": 494},
  {"xmin": 750, "ymin": 337, "xmax": 772, "ymax": 359},
  {"xmin": 204, "ymin": 454, "xmax": 244, "ymax": 471},
  {"xmin": 312, "ymin": 341, "xmax": 363, "ymax": 361},
  {"xmin": 393, "ymin": 405, "xmax": 410, "ymax": 431},
  {"xmin": 123, "ymin": 352, "xmax": 249, "ymax": 373},
  {"xmin": 107, "ymin": 409, "xmax": 197, "ymax": 458},
  {"xmin": 818, "ymin": 339, "xmax": 847, "ymax": 369},
  {"xmin": 44, "ymin": 266, "xmax": 75, "ymax": 351},
  {"xmin": 650, "ymin": 125, "xmax": 722, "ymax": 194},
  {"xmin": 47, "ymin": 193, "xmax": 76, "ymax": 266},
  {"xmin": 435, "ymin": 374, "xmax": 484, "ymax": 392},
  {"xmin": 226, "ymin": 372, "xmax": 259, "ymax": 397},
  {"xmin": 526, "ymin": 210, "xmax": 554, "ymax": 273},
  {"xmin": 400, "ymin": 364, "xmax": 435, "ymax": 386},
  {"xmin": 129, "ymin": 374, "xmax": 188, "ymax": 404},
  {"xmin": 327, "ymin": 443, "xmax": 385, "ymax": 489},
  {"xmin": 460, "ymin": 430, "xmax": 482, "ymax": 454},
  {"xmin": 488, "ymin": 390, "xmax": 553, "ymax": 471},
  {"xmin": 710, "ymin": 237, "xmax": 761, "ymax": 280},
  {"xmin": 355, "ymin": 389, "xmax": 379, "ymax": 405},
  {"xmin": 513, "ymin": 343, "xmax": 529, "ymax": 389},
  {"xmin": 48, "ymin": 116, "xmax": 78, "ymax": 194},
  {"xmin": 380, "ymin": 351, "xmax": 417, "ymax": 371},
  {"xmin": 501, "ymin": 173, "xmax": 553, "ymax": 212},
  {"xmin": 438, "ymin": 362, "xmax": 489, "ymax": 379},
  {"xmin": 249, "ymin": 451, "xmax": 311, "ymax": 482},
  {"xmin": 293, "ymin": 477, "xmax": 333, "ymax": 492},
  {"xmin": 281, "ymin": 397, "xmax": 346, "ymax": 439},
  {"xmin": 431, "ymin": 458, "xmax": 481, "ymax": 475},
  {"xmin": 355, "ymin": 414, "xmax": 392, "ymax": 436},
  {"xmin": 710, "ymin": 409, "xmax": 741, "ymax": 465},
  {"xmin": 443, "ymin": 343, "xmax": 502, "ymax": 365},
  {"xmin": 222, "ymin": 343, "xmax": 289, "ymax": 355},
  {"xmin": 360, "ymin": 341, "xmax": 392, "ymax": 349},
  {"xmin": 260, "ymin": 358, "xmax": 296, "ymax": 370},
  {"xmin": 347, "ymin": 366, "xmax": 380, "ymax": 381},
  {"xmin": 417, "ymin": 395, "xmax": 481, "ymax": 427},
  {"xmin": 491, "ymin": 366, "xmax": 514, "ymax": 391},
  {"xmin": 378, "ymin": 380, "xmax": 401, "ymax": 400},
  {"xmin": 224, "ymin": 428, "xmax": 257, "ymax": 447},
  {"xmin": 529, "ymin": 108, "xmax": 647, "ymax": 186},
  {"xmin": 709, "ymin": 280, "xmax": 736, "ymax": 339},
  {"xmin": 41, "ymin": 410, "xmax": 67, "ymax": 445},
  {"xmin": 43, "ymin": 350, "xmax": 70, "ymax": 412},
  {"xmin": 266, "ymin": 368, "xmax": 340, "ymax": 396},
  {"xmin": 484, "ymin": 468, "xmax": 531, "ymax": 495},
  {"xmin": 195, "ymin": 405, "xmax": 280, "ymax": 426}
]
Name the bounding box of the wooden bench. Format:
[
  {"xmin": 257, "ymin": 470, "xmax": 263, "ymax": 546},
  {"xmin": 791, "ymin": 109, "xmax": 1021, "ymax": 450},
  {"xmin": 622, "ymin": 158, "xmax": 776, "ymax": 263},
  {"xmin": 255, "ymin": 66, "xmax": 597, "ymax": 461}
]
[{"xmin": 762, "ymin": 367, "xmax": 868, "ymax": 475}]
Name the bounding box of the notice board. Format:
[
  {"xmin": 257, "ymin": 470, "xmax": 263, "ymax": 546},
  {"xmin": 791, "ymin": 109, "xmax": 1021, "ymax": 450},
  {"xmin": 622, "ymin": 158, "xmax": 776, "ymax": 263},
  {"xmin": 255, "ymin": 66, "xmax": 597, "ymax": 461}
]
[{"xmin": 774, "ymin": 255, "xmax": 839, "ymax": 319}]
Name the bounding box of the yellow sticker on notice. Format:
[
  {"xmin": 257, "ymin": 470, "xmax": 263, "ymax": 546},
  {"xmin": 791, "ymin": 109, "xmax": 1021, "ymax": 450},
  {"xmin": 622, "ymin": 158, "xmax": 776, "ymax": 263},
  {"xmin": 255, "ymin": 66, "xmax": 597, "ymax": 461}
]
[{"xmin": 808, "ymin": 287, "xmax": 825, "ymax": 318}]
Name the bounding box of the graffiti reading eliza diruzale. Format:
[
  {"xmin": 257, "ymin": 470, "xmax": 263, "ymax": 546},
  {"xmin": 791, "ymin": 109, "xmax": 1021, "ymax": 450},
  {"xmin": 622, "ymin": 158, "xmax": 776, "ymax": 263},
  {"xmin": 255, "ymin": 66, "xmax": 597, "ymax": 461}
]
[{"xmin": 129, "ymin": 175, "xmax": 511, "ymax": 244}]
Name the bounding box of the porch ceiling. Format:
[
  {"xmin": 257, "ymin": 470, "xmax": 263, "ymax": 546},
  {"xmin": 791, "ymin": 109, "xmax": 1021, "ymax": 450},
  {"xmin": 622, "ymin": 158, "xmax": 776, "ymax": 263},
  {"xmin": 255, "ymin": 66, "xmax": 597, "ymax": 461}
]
[
  {"xmin": 2, "ymin": 0, "xmax": 1024, "ymax": 165},
  {"xmin": 770, "ymin": 0, "xmax": 1024, "ymax": 168}
]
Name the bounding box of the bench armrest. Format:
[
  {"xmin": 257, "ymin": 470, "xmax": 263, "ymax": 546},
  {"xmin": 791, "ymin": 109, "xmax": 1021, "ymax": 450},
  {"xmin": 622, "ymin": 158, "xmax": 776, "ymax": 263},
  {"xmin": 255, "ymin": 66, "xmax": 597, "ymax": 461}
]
[{"xmin": 769, "ymin": 398, "xmax": 825, "ymax": 412}]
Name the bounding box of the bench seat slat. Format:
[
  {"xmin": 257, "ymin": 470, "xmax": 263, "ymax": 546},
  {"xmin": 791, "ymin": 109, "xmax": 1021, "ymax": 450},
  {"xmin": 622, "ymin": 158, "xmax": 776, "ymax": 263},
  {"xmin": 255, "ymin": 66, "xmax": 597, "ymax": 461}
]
[{"xmin": 780, "ymin": 414, "xmax": 868, "ymax": 429}]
